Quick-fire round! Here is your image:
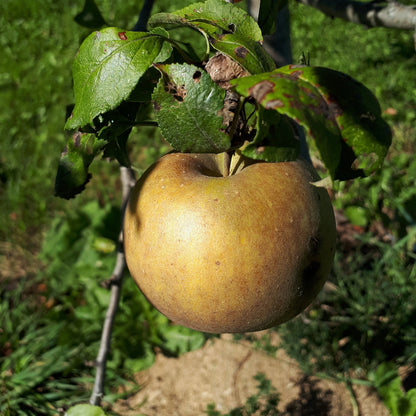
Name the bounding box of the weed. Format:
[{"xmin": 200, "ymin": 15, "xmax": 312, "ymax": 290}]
[{"xmin": 369, "ymin": 363, "xmax": 416, "ymax": 416}]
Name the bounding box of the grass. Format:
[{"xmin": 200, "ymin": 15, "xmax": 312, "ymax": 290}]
[
  {"xmin": 1, "ymin": 0, "xmax": 415, "ymax": 414},
  {"xmin": 290, "ymin": 1, "xmax": 416, "ymax": 123}
]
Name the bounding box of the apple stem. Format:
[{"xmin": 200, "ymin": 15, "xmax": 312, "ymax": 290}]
[
  {"xmin": 227, "ymin": 96, "xmax": 245, "ymax": 146},
  {"xmin": 223, "ymin": 152, "xmax": 231, "ymax": 177}
]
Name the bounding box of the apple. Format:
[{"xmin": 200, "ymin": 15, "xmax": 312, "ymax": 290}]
[{"xmin": 123, "ymin": 152, "xmax": 336, "ymax": 333}]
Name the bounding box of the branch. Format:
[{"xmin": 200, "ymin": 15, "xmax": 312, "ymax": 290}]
[
  {"xmin": 296, "ymin": 0, "xmax": 416, "ymax": 30},
  {"xmin": 89, "ymin": 166, "xmax": 135, "ymax": 406},
  {"xmin": 132, "ymin": 0, "xmax": 155, "ymax": 31}
]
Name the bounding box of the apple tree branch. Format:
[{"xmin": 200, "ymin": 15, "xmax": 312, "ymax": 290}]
[
  {"xmin": 89, "ymin": 166, "xmax": 136, "ymax": 406},
  {"xmin": 296, "ymin": 0, "xmax": 416, "ymax": 30}
]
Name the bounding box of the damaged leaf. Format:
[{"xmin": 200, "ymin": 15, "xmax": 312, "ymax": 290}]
[
  {"xmin": 231, "ymin": 65, "xmax": 391, "ymax": 180},
  {"xmin": 54, "ymin": 132, "xmax": 106, "ymax": 199},
  {"xmin": 148, "ymin": 0, "xmax": 275, "ymax": 75},
  {"xmin": 56, "ymin": 102, "xmax": 141, "ymax": 199},
  {"xmin": 152, "ymin": 63, "xmax": 231, "ymax": 153},
  {"xmin": 65, "ymin": 27, "xmax": 166, "ymax": 130},
  {"xmin": 242, "ymin": 109, "xmax": 300, "ymax": 163}
]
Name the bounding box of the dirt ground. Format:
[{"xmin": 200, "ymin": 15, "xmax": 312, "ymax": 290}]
[{"xmin": 114, "ymin": 333, "xmax": 389, "ymax": 416}]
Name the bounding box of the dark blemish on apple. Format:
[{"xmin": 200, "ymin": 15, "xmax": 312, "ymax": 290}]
[
  {"xmin": 234, "ymin": 46, "xmax": 248, "ymax": 59},
  {"xmin": 215, "ymin": 261, "xmax": 221, "ymax": 265},
  {"xmin": 213, "ymin": 198, "xmax": 218, "ymax": 202},
  {"xmin": 302, "ymin": 260, "xmax": 320, "ymax": 279},
  {"xmin": 309, "ymin": 236, "xmax": 320, "ymax": 256},
  {"xmin": 248, "ymin": 80, "xmax": 275, "ymax": 103},
  {"xmin": 118, "ymin": 32, "xmax": 127, "ymax": 40}
]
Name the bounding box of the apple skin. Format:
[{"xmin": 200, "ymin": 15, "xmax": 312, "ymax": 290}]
[{"xmin": 124, "ymin": 152, "xmax": 336, "ymax": 333}]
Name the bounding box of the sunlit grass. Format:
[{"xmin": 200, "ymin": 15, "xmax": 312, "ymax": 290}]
[{"xmin": 1, "ymin": 0, "xmax": 415, "ymax": 414}]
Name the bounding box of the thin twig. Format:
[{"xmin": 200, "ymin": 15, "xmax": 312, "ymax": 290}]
[
  {"xmin": 133, "ymin": 0, "xmax": 155, "ymax": 31},
  {"xmin": 297, "ymin": 0, "xmax": 416, "ymax": 30},
  {"xmin": 89, "ymin": 166, "xmax": 136, "ymax": 406},
  {"xmin": 88, "ymin": 0, "xmax": 153, "ymax": 403}
]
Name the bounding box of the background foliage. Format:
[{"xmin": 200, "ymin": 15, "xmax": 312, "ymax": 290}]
[{"xmin": 1, "ymin": 0, "xmax": 415, "ymax": 414}]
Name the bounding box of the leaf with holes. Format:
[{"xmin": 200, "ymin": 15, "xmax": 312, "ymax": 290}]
[
  {"xmin": 148, "ymin": 0, "xmax": 275, "ymax": 74},
  {"xmin": 65, "ymin": 27, "xmax": 166, "ymax": 130},
  {"xmin": 231, "ymin": 65, "xmax": 391, "ymax": 180},
  {"xmin": 152, "ymin": 63, "xmax": 230, "ymax": 153}
]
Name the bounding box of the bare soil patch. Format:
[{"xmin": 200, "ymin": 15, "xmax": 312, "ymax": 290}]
[{"xmin": 114, "ymin": 333, "xmax": 388, "ymax": 416}]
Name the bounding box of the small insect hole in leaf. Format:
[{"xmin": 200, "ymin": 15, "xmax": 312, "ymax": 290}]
[
  {"xmin": 193, "ymin": 71, "xmax": 202, "ymax": 82},
  {"xmin": 165, "ymin": 82, "xmax": 187, "ymax": 102},
  {"xmin": 228, "ymin": 23, "xmax": 236, "ymax": 33}
]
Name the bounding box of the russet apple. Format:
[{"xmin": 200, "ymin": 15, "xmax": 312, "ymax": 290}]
[{"xmin": 123, "ymin": 152, "xmax": 336, "ymax": 333}]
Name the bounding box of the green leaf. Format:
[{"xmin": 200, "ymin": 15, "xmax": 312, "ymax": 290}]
[
  {"xmin": 152, "ymin": 63, "xmax": 231, "ymax": 153},
  {"xmin": 148, "ymin": 0, "xmax": 275, "ymax": 74},
  {"xmin": 257, "ymin": 0, "xmax": 288, "ymax": 35},
  {"xmin": 127, "ymin": 67, "xmax": 162, "ymax": 102},
  {"xmin": 399, "ymin": 389, "xmax": 416, "ymax": 416},
  {"xmin": 162, "ymin": 325, "xmax": 205, "ymax": 355},
  {"xmin": 241, "ymin": 109, "xmax": 299, "ymax": 162},
  {"xmin": 231, "ymin": 65, "xmax": 391, "ymax": 180},
  {"xmin": 74, "ymin": 0, "xmax": 107, "ymax": 29},
  {"xmin": 65, "ymin": 28, "xmax": 165, "ymax": 130},
  {"xmin": 150, "ymin": 27, "xmax": 173, "ymax": 64},
  {"xmin": 66, "ymin": 404, "xmax": 107, "ymax": 416},
  {"xmin": 96, "ymin": 101, "xmax": 143, "ymax": 166},
  {"xmin": 56, "ymin": 101, "xmax": 142, "ymax": 199},
  {"xmin": 371, "ymin": 363, "xmax": 416, "ymax": 416},
  {"xmin": 54, "ymin": 132, "xmax": 106, "ymax": 199},
  {"xmin": 92, "ymin": 236, "xmax": 116, "ymax": 253}
]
